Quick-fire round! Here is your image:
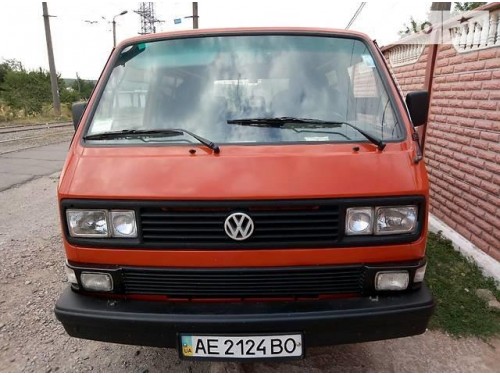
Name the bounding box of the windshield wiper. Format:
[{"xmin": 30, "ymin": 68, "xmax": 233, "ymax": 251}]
[
  {"xmin": 227, "ymin": 117, "xmax": 386, "ymax": 151},
  {"xmin": 83, "ymin": 129, "xmax": 220, "ymax": 154}
]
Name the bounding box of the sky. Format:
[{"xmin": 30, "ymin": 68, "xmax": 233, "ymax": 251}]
[{"xmin": 0, "ymin": 0, "xmax": 432, "ymax": 79}]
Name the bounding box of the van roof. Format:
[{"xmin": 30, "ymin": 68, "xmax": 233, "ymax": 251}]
[{"xmin": 116, "ymin": 27, "xmax": 373, "ymax": 48}]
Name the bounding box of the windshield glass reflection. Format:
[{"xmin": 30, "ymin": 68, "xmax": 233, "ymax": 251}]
[{"xmin": 88, "ymin": 35, "xmax": 401, "ymax": 144}]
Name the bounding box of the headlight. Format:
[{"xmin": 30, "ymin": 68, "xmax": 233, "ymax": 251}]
[
  {"xmin": 66, "ymin": 209, "xmax": 137, "ymax": 238},
  {"xmin": 66, "ymin": 209, "xmax": 109, "ymax": 237},
  {"xmin": 346, "ymin": 207, "xmax": 373, "ymax": 235},
  {"xmin": 110, "ymin": 210, "xmax": 137, "ymax": 237},
  {"xmin": 375, "ymin": 206, "xmax": 417, "ymax": 235}
]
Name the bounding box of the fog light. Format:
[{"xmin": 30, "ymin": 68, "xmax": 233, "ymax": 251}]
[
  {"xmin": 414, "ymin": 264, "xmax": 427, "ymax": 283},
  {"xmin": 80, "ymin": 272, "xmax": 113, "ymax": 292},
  {"xmin": 65, "ymin": 266, "xmax": 77, "ymax": 284},
  {"xmin": 375, "ymin": 271, "xmax": 409, "ymax": 291}
]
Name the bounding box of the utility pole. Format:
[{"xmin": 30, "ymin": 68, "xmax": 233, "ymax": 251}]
[
  {"xmin": 42, "ymin": 2, "xmax": 61, "ymax": 116},
  {"xmin": 192, "ymin": 2, "xmax": 199, "ymax": 29},
  {"xmin": 185, "ymin": 2, "xmax": 199, "ymax": 29},
  {"xmin": 75, "ymin": 72, "xmax": 81, "ymax": 95},
  {"xmin": 419, "ymin": 2, "xmax": 451, "ymax": 148},
  {"xmin": 113, "ymin": 18, "xmax": 117, "ymax": 47}
]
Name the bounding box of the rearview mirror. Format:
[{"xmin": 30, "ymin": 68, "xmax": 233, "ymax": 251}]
[
  {"xmin": 405, "ymin": 91, "xmax": 429, "ymax": 127},
  {"xmin": 71, "ymin": 102, "xmax": 87, "ymax": 130}
]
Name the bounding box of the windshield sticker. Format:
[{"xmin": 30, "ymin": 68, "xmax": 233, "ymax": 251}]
[
  {"xmin": 304, "ymin": 136, "xmax": 330, "ymax": 141},
  {"xmin": 361, "ymin": 54, "xmax": 375, "ymax": 68},
  {"xmin": 91, "ymin": 119, "xmax": 113, "ymax": 133}
]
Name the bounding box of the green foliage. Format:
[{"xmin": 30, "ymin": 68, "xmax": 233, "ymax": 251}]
[
  {"xmin": 0, "ymin": 67, "xmax": 7, "ymax": 91},
  {"xmin": 0, "ymin": 58, "xmax": 95, "ymax": 119},
  {"xmin": 59, "ymin": 88, "xmax": 80, "ymax": 105},
  {"xmin": 0, "ymin": 59, "xmax": 23, "ymax": 93},
  {"xmin": 71, "ymin": 75, "xmax": 95, "ymax": 100},
  {"xmin": 0, "ymin": 65, "xmax": 9, "ymax": 88},
  {"xmin": 426, "ymin": 232, "xmax": 500, "ymax": 338},
  {"xmin": 454, "ymin": 2, "xmax": 487, "ymax": 12},
  {"xmin": 3, "ymin": 59, "xmax": 23, "ymax": 71},
  {"xmin": 0, "ymin": 67, "xmax": 53, "ymax": 115}
]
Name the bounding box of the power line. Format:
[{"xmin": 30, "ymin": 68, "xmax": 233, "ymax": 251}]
[
  {"xmin": 345, "ymin": 2, "xmax": 366, "ymax": 30},
  {"xmin": 135, "ymin": 2, "xmax": 163, "ymax": 34}
]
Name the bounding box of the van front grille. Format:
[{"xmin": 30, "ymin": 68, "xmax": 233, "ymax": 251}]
[
  {"xmin": 139, "ymin": 200, "xmax": 341, "ymax": 249},
  {"xmin": 121, "ymin": 266, "xmax": 365, "ymax": 298}
]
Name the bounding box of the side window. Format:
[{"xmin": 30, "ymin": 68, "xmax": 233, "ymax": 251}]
[{"xmin": 347, "ymin": 55, "xmax": 399, "ymax": 139}]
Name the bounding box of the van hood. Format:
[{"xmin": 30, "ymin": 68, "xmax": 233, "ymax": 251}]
[{"xmin": 61, "ymin": 144, "xmax": 427, "ymax": 200}]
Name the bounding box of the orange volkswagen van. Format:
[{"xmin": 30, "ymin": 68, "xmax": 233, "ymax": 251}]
[{"xmin": 55, "ymin": 28, "xmax": 434, "ymax": 360}]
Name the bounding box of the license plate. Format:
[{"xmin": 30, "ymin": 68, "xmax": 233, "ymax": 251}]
[{"xmin": 179, "ymin": 334, "xmax": 303, "ymax": 359}]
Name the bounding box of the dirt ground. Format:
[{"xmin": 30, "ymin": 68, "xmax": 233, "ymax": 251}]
[
  {"xmin": 0, "ymin": 174, "xmax": 499, "ymax": 372},
  {"xmin": 0, "ymin": 123, "xmax": 74, "ymax": 155}
]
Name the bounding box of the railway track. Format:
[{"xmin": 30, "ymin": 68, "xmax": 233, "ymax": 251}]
[
  {"xmin": 0, "ymin": 122, "xmax": 72, "ymax": 135},
  {"xmin": 0, "ymin": 123, "xmax": 74, "ymax": 155},
  {"xmin": 0, "ymin": 128, "xmax": 75, "ymax": 144}
]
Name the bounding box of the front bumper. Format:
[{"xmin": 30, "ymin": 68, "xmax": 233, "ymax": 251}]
[{"xmin": 55, "ymin": 285, "xmax": 434, "ymax": 350}]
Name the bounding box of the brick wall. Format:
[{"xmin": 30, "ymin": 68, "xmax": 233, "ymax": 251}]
[
  {"xmin": 383, "ymin": 43, "xmax": 500, "ymax": 261},
  {"xmin": 386, "ymin": 46, "xmax": 429, "ymax": 93}
]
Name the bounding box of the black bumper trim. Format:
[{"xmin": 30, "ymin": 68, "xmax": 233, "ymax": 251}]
[{"xmin": 55, "ymin": 285, "xmax": 434, "ymax": 350}]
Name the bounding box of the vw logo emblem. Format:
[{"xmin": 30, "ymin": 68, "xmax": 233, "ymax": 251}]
[{"xmin": 224, "ymin": 212, "xmax": 254, "ymax": 241}]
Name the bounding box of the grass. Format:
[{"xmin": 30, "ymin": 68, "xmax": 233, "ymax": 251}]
[
  {"xmin": 0, "ymin": 101, "xmax": 71, "ymax": 125},
  {"xmin": 5, "ymin": 114, "xmax": 71, "ymax": 125},
  {"xmin": 426, "ymin": 232, "xmax": 500, "ymax": 338}
]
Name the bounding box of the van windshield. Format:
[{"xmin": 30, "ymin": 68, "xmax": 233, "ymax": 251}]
[{"xmin": 86, "ymin": 35, "xmax": 402, "ymax": 145}]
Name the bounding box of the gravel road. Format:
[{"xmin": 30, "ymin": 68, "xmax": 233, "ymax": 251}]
[
  {"xmin": 0, "ymin": 172, "xmax": 499, "ymax": 372},
  {"xmin": 0, "ymin": 123, "xmax": 73, "ymax": 155}
]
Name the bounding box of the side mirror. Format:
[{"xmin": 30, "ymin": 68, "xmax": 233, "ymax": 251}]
[
  {"xmin": 71, "ymin": 101, "xmax": 87, "ymax": 130},
  {"xmin": 405, "ymin": 91, "xmax": 429, "ymax": 127}
]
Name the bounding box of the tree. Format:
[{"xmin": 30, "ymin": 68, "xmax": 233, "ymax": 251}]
[
  {"xmin": 0, "ymin": 58, "xmax": 96, "ymax": 116},
  {"xmin": 2, "ymin": 59, "xmax": 23, "ymax": 72},
  {"xmin": 71, "ymin": 74, "xmax": 95, "ymax": 100},
  {"xmin": 0, "ymin": 68, "xmax": 53, "ymax": 115},
  {"xmin": 0, "ymin": 59, "xmax": 23, "ymax": 96},
  {"xmin": 0, "ymin": 64, "xmax": 9, "ymax": 93},
  {"xmin": 454, "ymin": 2, "xmax": 486, "ymax": 12}
]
